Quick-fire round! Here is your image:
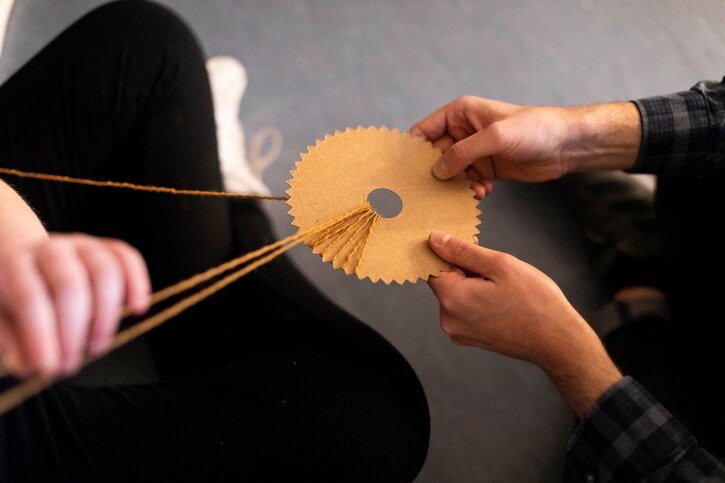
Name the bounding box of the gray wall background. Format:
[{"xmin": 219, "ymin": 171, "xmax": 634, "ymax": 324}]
[{"xmin": 2, "ymin": 1, "xmax": 724, "ymax": 481}]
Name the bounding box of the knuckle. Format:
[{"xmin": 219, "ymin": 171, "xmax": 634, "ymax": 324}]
[
  {"xmin": 486, "ymin": 121, "xmax": 504, "ymax": 143},
  {"xmin": 52, "ymin": 286, "xmax": 80, "ymax": 309},
  {"xmin": 94, "ymin": 257, "xmax": 120, "ymax": 281},
  {"xmin": 63, "ymin": 232, "xmax": 84, "ymax": 242},
  {"xmin": 450, "ymin": 238, "xmax": 472, "ymax": 261},
  {"xmin": 51, "ymin": 272, "xmax": 84, "ymax": 292},
  {"xmin": 85, "ymin": 247, "xmax": 121, "ymax": 277},
  {"xmin": 4, "ymin": 258, "xmax": 25, "ymax": 283},
  {"xmin": 498, "ymin": 251, "xmax": 516, "ymax": 267},
  {"xmin": 36, "ymin": 245, "xmax": 58, "ymax": 264},
  {"xmin": 439, "ymin": 316, "xmax": 455, "ymax": 336},
  {"xmin": 436, "ymin": 286, "xmax": 461, "ymax": 312},
  {"xmin": 126, "ymin": 244, "xmax": 144, "ymax": 261},
  {"xmin": 37, "ymin": 358, "xmax": 60, "ymax": 376},
  {"xmin": 106, "ymin": 238, "xmax": 133, "ymax": 253},
  {"xmin": 13, "ymin": 285, "xmax": 38, "ymax": 312},
  {"xmin": 458, "ymin": 95, "xmax": 479, "ymax": 108},
  {"xmin": 487, "ymin": 122, "xmax": 512, "ymax": 155},
  {"xmin": 29, "ymin": 345, "xmax": 59, "ymax": 375},
  {"xmin": 449, "ymin": 141, "xmax": 468, "ymax": 163},
  {"xmin": 444, "ymin": 294, "xmax": 466, "ymax": 318},
  {"xmin": 125, "ymin": 246, "xmax": 147, "ymax": 269},
  {"xmin": 437, "ymin": 292, "xmax": 452, "ymax": 311},
  {"xmin": 106, "ymin": 239, "xmax": 146, "ymax": 267},
  {"xmin": 450, "ymin": 335, "xmax": 468, "ymax": 347},
  {"xmin": 489, "ymin": 250, "xmax": 509, "ymax": 268},
  {"xmin": 90, "ymin": 322, "xmax": 113, "ymax": 342}
]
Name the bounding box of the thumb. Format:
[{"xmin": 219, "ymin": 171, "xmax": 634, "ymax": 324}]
[
  {"xmin": 428, "ymin": 231, "xmax": 504, "ymax": 277},
  {"xmin": 432, "ymin": 125, "xmax": 503, "ymax": 180}
]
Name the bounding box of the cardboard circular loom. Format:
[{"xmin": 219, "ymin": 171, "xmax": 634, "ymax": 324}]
[{"xmin": 286, "ymin": 126, "xmax": 481, "ymax": 284}]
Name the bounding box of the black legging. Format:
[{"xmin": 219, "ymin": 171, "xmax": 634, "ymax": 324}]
[{"xmin": 0, "ymin": 1, "xmax": 429, "ymax": 480}]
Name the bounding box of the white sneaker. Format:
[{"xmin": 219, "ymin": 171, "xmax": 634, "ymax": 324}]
[
  {"xmin": 0, "ymin": 0, "xmax": 16, "ymax": 61},
  {"xmin": 629, "ymin": 174, "xmax": 656, "ymax": 193},
  {"xmin": 206, "ymin": 55, "xmax": 281, "ymax": 195}
]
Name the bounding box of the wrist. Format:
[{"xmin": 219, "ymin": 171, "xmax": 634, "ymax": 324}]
[
  {"xmin": 0, "ymin": 180, "xmax": 48, "ymax": 257},
  {"xmin": 562, "ymin": 102, "xmax": 641, "ymax": 173},
  {"xmin": 538, "ymin": 314, "xmax": 623, "ymax": 418}
]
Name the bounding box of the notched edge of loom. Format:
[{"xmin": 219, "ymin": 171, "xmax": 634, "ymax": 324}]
[{"xmin": 286, "ymin": 126, "xmax": 482, "ymax": 285}]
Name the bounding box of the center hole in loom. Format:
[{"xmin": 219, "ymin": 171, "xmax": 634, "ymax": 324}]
[{"xmin": 367, "ymin": 188, "xmax": 402, "ymax": 218}]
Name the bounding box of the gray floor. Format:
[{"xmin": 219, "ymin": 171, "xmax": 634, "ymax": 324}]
[{"xmin": 3, "ymin": 1, "xmax": 725, "ymax": 481}]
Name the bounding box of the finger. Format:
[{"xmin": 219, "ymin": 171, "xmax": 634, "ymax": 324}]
[
  {"xmin": 409, "ymin": 125, "xmax": 427, "ymax": 140},
  {"xmin": 36, "ymin": 241, "xmax": 92, "ymax": 374},
  {"xmin": 410, "ymin": 102, "xmax": 453, "ymax": 142},
  {"xmin": 470, "ymin": 181, "xmax": 486, "ymax": 200},
  {"xmin": 102, "ymin": 239, "xmax": 151, "ymax": 315},
  {"xmin": 2, "ymin": 254, "xmax": 61, "ymax": 376},
  {"xmin": 432, "ymin": 135, "xmax": 455, "ymax": 152},
  {"xmin": 432, "ymin": 124, "xmax": 504, "ymax": 180},
  {"xmin": 428, "ymin": 268, "xmax": 467, "ymax": 296},
  {"xmin": 428, "ymin": 231, "xmax": 506, "ymax": 277},
  {"xmin": 428, "ymin": 270, "xmax": 470, "ymax": 323},
  {"xmin": 0, "ymin": 316, "xmax": 21, "ymax": 374},
  {"xmin": 482, "ymin": 180, "xmax": 493, "ymax": 193},
  {"xmin": 465, "ymin": 167, "xmax": 482, "ymax": 182},
  {"xmin": 470, "ymin": 156, "xmax": 497, "ymax": 181},
  {"xmin": 76, "ymin": 243, "xmax": 125, "ymax": 355},
  {"xmin": 449, "ymin": 334, "xmax": 481, "ymax": 347}
]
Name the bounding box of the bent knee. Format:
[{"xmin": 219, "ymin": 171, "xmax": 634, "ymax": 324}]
[{"xmin": 78, "ymin": 0, "xmax": 203, "ymax": 57}]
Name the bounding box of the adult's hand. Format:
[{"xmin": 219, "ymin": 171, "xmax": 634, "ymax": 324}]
[
  {"xmin": 427, "ymin": 230, "xmax": 622, "ymax": 417},
  {"xmin": 411, "ymin": 96, "xmax": 641, "ymax": 183},
  {"xmin": 0, "ymin": 233, "xmax": 151, "ymax": 377}
]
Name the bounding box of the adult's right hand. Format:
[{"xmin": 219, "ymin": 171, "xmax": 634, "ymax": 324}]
[
  {"xmin": 426, "ymin": 230, "xmax": 622, "ymax": 417},
  {"xmin": 410, "ymin": 96, "xmax": 641, "ymax": 183},
  {"xmin": 0, "ymin": 233, "xmax": 150, "ymax": 377}
]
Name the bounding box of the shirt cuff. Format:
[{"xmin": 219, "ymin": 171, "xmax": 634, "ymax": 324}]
[
  {"xmin": 631, "ymin": 88, "xmax": 713, "ymax": 174},
  {"xmin": 566, "ymin": 376, "xmax": 697, "ymax": 482}
]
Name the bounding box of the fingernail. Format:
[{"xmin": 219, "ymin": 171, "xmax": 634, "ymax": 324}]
[
  {"xmin": 466, "ymin": 168, "xmax": 482, "ymax": 182},
  {"xmin": 432, "ymin": 160, "xmax": 450, "ymax": 179},
  {"xmin": 62, "ymin": 357, "xmax": 79, "ymax": 375},
  {"xmin": 134, "ymin": 297, "xmax": 151, "ymax": 315},
  {"xmin": 90, "ymin": 338, "xmax": 108, "ymax": 356},
  {"xmin": 429, "ymin": 230, "xmax": 450, "ymax": 247}
]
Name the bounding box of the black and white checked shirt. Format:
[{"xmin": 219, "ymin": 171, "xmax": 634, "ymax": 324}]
[{"xmin": 566, "ymin": 80, "xmax": 725, "ymax": 482}]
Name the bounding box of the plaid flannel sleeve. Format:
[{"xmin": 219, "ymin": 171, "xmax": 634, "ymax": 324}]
[
  {"xmin": 631, "ymin": 77, "xmax": 725, "ymax": 175},
  {"xmin": 566, "ymin": 377, "xmax": 725, "ymax": 482}
]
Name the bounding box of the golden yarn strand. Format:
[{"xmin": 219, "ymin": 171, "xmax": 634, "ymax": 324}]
[
  {"xmin": 0, "ymin": 167, "xmax": 287, "ymax": 201},
  {"xmin": 346, "ymin": 212, "xmax": 381, "ymax": 274},
  {"xmin": 306, "ymin": 211, "xmax": 366, "ymax": 247},
  {"xmin": 149, "ymin": 202, "xmax": 372, "ymax": 307},
  {"xmin": 330, "ymin": 211, "xmax": 378, "ymax": 267},
  {"xmin": 0, "ymin": 203, "xmax": 376, "ymax": 414},
  {"xmin": 317, "ymin": 210, "xmax": 374, "ymax": 259}
]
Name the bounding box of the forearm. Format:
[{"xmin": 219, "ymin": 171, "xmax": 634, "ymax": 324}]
[
  {"xmin": 537, "ymin": 313, "xmax": 623, "ymax": 418},
  {"xmin": 0, "ymin": 180, "xmax": 48, "ymax": 254},
  {"xmin": 540, "ymin": 318, "xmax": 725, "ymax": 480},
  {"xmin": 562, "ymin": 102, "xmax": 641, "ymax": 174},
  {"xmin": 562, "ymin": 78, "xmax": 725, "ymax": 177}
]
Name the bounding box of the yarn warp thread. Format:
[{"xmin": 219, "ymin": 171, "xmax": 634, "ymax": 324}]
[{"xmin": 0, "ymin": 168, "xmax": 379, "ymax": 414}]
